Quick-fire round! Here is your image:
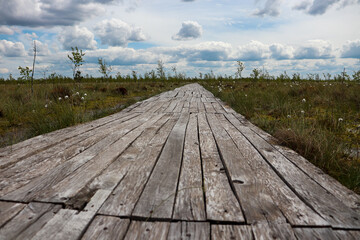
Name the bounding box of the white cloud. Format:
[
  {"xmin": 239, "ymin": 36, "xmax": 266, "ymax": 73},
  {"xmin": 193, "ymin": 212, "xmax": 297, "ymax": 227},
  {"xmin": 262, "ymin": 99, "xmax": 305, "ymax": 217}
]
[
  {"xmin": 294, "ymin": 40, "xmax": 334, "ymax": 59},
  {"xmin": 294, "ymin": 0, "xmax": 360, "ymax": 15},
  {"xmin": 269, "ymin": 43, "xmax": 294, "ymax": 60},
  {"xmin": 341, "ymin": 40, "xmax": 360, "ymax": 58},
  {"xmin": 94, "ymin": 18, "xmax": 146, "ymax": 46},
  {"xmin": 0, "ymin": 40, "xmax": 26, "ymax": 57},
  {"xmin": 237, "ymin": 41, "xmax": 270, "ymax": 61},
  {"xmin": 253, "ymin": 0, "xmax": 282, "ymax": 17},
  {"xmin": 59, "ymin": 26, "xmax": 97, "ymax": 50},
  {"xmin": 172, "ymin": 21, "xmax": 202, "ymax": 41},
  {"xmin": 0, "ymin": 26, "xmax": 14, "ymax": 35},
  {"xmin": 27, "ymin": 40, "xmax": 51, "ymax": 56},
  {"xmin": 0, "ymin": 68, "xmax": 9, "ymax": 74}
]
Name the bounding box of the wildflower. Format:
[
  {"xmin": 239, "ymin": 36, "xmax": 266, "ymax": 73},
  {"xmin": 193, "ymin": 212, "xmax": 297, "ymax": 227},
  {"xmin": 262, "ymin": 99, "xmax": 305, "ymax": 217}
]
[
  {"xmin": 58, "ymin": 97, "xmax": 62, "ymax": 101},
  {"xmin": 301, "ymin": 110, "xmax": 305, "ymax": 114},
  {"xmin": 302, "ymin": 98, "xmax": 306, "ymax": 103},
  {"xmin": 338, "ymin": 118, "xmax": 343, "ymax": 122},
  {"xmin": 65, "ymin": 95, "xmax": 69, "ymax": 99},
  {"xmin": 81, "ymin": 97, "xmax": 85, "ymax": 100},
  {"xmin": 45, "ymin": 104, "xmax": 48, "ymax": 108},
  {"xmin": 245, "ymin": 94, "xmax": 247, "ymax": 97},
  {"xmin": 84, "ymin": 93, "xmax": 87, "ymax": 96},
  {"xmin": 287, "ymin": 115, "xmax": 291, "ymax": 118},
  {"xmin": 76, "ymin": 92, "xmax": 79, "ymax": 95}
]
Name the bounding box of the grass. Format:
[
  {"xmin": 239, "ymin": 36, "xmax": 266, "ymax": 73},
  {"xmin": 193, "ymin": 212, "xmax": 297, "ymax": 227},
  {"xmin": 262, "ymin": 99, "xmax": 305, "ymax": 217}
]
[
  {"xmin": 201, "ymin": 79, "xmax": 360, "ymax": 193},
  {"xmin": 0, "ymin": 80, "xmax": 189, "ymax": 147}
]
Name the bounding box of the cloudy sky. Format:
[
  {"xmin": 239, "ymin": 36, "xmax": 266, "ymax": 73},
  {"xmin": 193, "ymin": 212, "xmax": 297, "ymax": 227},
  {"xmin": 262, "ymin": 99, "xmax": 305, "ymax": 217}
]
[{"xmin": 0, "ymin": 0, "xmax": 359, "ymax": 78}]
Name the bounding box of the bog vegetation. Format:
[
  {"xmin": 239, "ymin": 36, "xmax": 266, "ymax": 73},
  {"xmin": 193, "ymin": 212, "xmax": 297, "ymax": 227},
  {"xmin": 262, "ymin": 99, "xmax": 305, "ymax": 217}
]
[{"xmin": 0, "ymin": 47, "xmax": 359, "ymax": 193}]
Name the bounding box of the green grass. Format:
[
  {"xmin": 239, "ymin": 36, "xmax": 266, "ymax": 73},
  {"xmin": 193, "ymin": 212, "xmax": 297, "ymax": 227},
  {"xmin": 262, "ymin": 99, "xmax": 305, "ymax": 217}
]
[
  {"xmin": 201, "ymin": 79, "xmax": 360, "ymax": 193},
  {"xmin": 0, "ymin": 80, "xmax": 189, "ymax": 147}
]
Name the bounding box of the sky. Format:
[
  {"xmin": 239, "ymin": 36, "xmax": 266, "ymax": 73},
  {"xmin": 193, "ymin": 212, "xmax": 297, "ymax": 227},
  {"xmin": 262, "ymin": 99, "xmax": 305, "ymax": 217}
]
[{"xmin": 0, "ymin": 0, "xmax": 360, "ymax": 79}]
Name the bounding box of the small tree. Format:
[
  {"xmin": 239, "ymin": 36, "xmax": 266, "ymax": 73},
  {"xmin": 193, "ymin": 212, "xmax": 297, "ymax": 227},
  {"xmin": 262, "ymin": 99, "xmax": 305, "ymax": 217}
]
[
  {"xmin": 156, "ymin": 60, "xmax": 165, "ymax": 79},
  {"xmin": 171, "ymin": 66, "xmax": 177, "ymax": 78},
  {"xmin": 250, "ymin": 68, "xmax": 260, "ymax": 81},
  {"xmin": 98, "ymin": 58, "xmax": 112, "ymax": 80},
  {"xmin": 341, "ymin": 68, "xmax": 350, "ymax": 82},
  {"xmin": 68, "ymin": 47, "xmax": 85, "ymax": 81},
  {"xmin": 353, "ymin": 70, "xmax": 360, "ymax": 81},
  {"xmin": 18, "ymin": 66, "xmax": 32, "ymax": 81},
  {"xmin": 30, "ymin": 40, "xmax": 36, "ymax": 94},
  {"xmin": 235, "ymin": 61, "xmax": 245, "ymax": 79}
]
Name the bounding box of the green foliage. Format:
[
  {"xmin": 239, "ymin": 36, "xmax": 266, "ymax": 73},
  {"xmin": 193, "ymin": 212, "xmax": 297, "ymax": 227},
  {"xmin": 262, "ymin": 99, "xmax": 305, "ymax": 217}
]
[
  {"xmin": 156, "ymin": 60, "xmax": 165, "ymax": 79},
  {"xmin": 18, "ymin": 66, "xmax": 32, "ymax": 81},
  {"xmin": 235, "ymin": 61, "xmax": 245, "ymax": 78},
  {"xmin": 68, "ymin": 47, "xmax": 85, "ymax": 81},
  {"xmin": 250, "ymin": 68, "xmax": 260, "ymax": 81},
  {"xmin": 98, "ymin": 58, "xmax": 112, "ymax": 79}
]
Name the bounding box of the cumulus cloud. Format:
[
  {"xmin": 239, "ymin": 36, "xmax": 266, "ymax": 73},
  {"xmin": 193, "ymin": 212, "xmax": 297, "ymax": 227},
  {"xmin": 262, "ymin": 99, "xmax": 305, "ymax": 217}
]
[
  {"xmin": 0, "ymin": 26, "xmax": 15, "ymax": 35},
  {"xmin": 253, "ymin": 0, "xmax": 282, "ymax": 17},
  {"xmin": 172, "ymin": 21, "xmax": 202, "ymax": 41},
  {"xmin": 0, "ymin": 68, "xmax": 9, "ymax": 74},
  {"xmin": 294, "ymin": 40, "xmax": 334, "ymax": 59},
  {"xmin": 27, "ymin": 40, "xmax": 51, "ymax": 56},
  {"xmin": 94, "ymin": 18, "xmax": 146, "ymax": 46},
  {"xmin": 269, "ymin": 44, "xmax": 294, "ymax": 60},
  {"xmin": 0, "ymin": 40, "xmax": 26, "ymax": 57},
  {"xmin": 341, "ymin": 40, "xmax": 360, "ymax": 58},
  {"xmin": 0, "ymin": 0, "xmax": 109, "ymax": 27},
  {"xmin": 294, "ymin": 0, "xmax": 360, "ymax": 15},
  {"xmin": 59, "ymin": 26, "xmax": 97, "ymax": 50},
  {"xmin": 237, "ymin": 41, "xmax": 270, "ymax": 61}
]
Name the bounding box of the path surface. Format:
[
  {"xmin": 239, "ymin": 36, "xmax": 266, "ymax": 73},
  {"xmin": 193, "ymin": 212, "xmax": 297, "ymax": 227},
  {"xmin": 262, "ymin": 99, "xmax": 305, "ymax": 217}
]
[{"xmin": 0, "ymin": 83, "xmax": 359, "ymax": 240}]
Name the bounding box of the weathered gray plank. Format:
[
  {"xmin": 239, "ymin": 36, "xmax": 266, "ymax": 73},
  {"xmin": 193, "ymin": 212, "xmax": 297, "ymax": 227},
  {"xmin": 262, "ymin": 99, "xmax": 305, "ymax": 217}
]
[
  {"xmin": 32, "ymin": 190, "xmax": 111, "ymax": 240},
  {"xmin": 211, "ymin": 225, "xmax": 253, "ymax": 240},
  {"xmin": 206, "ymin": 113, "xmax": 286, "ymax": 224},
  {"xmin": 99, "ymin": 114, "xmax": 178, "ymax": 217},
  {"xmin": 252, "ymin": 223, "xmax": 296, "ymax": 240},
  {"xmin": 334, "ymin": 230, "xmax": 359, "ymax": 240},
  {"xmin": 168, "ymin": 222, "xmax": 210, "ymax": 240},
  {"xmin": 0, "ymin": 202, "xmax": 55, "ymax": 240},
  {"xmin": 173, "ymin": 101, "xmax": 185, "ymax": 113},
  {"xmin": 211, "ymin": 102, "xmax": 225, "ymax": 114},
  {"xmin": 198, "ymin": 113, "xmax": 244, "ymax": 222},
  {"xmin": 81, "ymin": 216, "xmax": 130, "ymax": 240},
  {"xmin": 0, "ymin": 202, "xmax": 26, "ymax": 227},
  {"xmin": 189, "ymin": 99, "xmax": 198, "ymax": 113},
  {"xmin": 132, "ymin": 113, "xmax": 189, "ymax": 220},
  {"xmin": 215, "ymin": 114, "xmax": 327, "ymax": 226},
  {"xmin": 173, "ymin": 114, "xmax": 206, "ymax": 221},
  {"xmin": 203, "ymin": 102, "xmax": 216, "ymax": 113},
  {"xmin": 124, "ymin": 221, "xmax": 170, "ymax": 240},
  {"xmin": 226, "ymin": 113, "xmax": 360, "ymax": 229},
  {"xmin": 293, "ymin": 228, "xmax": 338, "ymax": 240}
]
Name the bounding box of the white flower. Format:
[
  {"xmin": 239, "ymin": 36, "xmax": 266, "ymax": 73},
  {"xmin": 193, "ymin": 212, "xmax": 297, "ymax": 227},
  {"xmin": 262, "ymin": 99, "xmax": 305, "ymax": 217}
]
[
  {"xmin": 58, "ymin": 97, "xmax": 62, "ymax": 101},
  {"xmin": 76, "ymin": 92, "xmax": 79, "ymax": 95},
  {"xmin": 65, "ymin": 95, "xmax": 69, "ymax": 99},
  {"xmin": 301, "ymin": 110, "xmax": 305, "ymax": 114},
  {"xmin": 338, "ymin": 118, "xmax": 343, "ymax": 122},
  {"xmin": 302, "ymin": 98, "xmax": 306, "ymax": 103},
  {"xmin": 287, "ymin": 115, "xmax": 291, "ymax": 118},
  {"xmin": 81, "ymin": 97, "xmax": 85, "ymax": 100},
  {"xmin": 45, "ymin": 104, "xmax": 48, "ymax": 108},
  {"xmin": 84, "ymin": 93, "xmax": 87, "ymax": 96},
  {"xmin": 245, "ymin": 94, "xmax": 247, "ymax": 97}
]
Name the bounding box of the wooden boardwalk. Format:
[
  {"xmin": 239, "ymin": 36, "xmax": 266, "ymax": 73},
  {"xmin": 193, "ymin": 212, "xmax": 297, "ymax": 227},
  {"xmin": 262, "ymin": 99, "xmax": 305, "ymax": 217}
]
[{"xmin": 0, "ymin": 83, "xmax": 359, "ymax": 239}]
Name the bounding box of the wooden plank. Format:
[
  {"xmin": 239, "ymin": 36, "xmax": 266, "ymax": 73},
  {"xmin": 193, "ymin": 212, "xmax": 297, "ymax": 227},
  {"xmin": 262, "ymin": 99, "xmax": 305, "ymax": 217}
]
[
  {"xmin": 165, "ymin": 100, "xmax": 179, "ymax": 113},
  {"xmin": 32, "ymin": 190, "xmax": 111, "ymax": 240},
  {"xmin": 197, "ymin": 113, "xmax": 244, "ymax": 222},
  {"xmin": 215, "ymin": 114, "xmax": 327, "ymax": 226},
  {"xmin": 182, "ymin": 101, "xmax": 190, "ymax": 113},
  {"xmin": 189, "ymin": 99, "xmax": 198, "ymax": 113},
  {"xmin": 203, "ymin": 102, "xmax": 216, "ymax": 113},
  {"xmin": 13, "ymin": 205, "xmax": 62, "ymax": 240},
  {"xmin": 173, "ymin": 101, "xmax": 185, "ymax": 113},
  {"xmin": 0, "ymin": 202, "xmax": 55, "ymax": 240},
  {"xmin": 81, "ymin": 216, "xmax": 130, "ymax": 240},
  {"xmin": 124, "ymin": 221, "xmax": 170, "ymax": 240},
  {"xmin": 39, "ymin": 113, "xmax": 165, "ymax": 203},
  {"xmin": 89, "ymin": 114, "xmax": 171, "ymax": 192},
  {"xmin": 197, "ymin": 101, "xmax": 206, "ymax": 113},
  {"xmin": 238, "ymin": 115, "xmax": 360, "ymax": 212},
  {"xmin": 167, "ymin": 222, "xmax": 210, "ymax": 240},
  {"xmin": 206, "ymin": 113, "xmax": 286, "ymax": 224},
  {"xmin": 211, "ymin": 225, "xmax": 253, "ymax": 240},
  {"xmin": 0, "ymin": 202, "xmax": 26, "ymax": 227},
  {"xmin": 293, "ymin": 228, "xmax": 338, "ymax": 240},
  {"xmin": 2, "ymin": 113, "xmax": 152, "ymax": 202},
  {"xmin": 252, "ymin": 223, "xmax": 296, "ymax": 240},
  {"xmin": 211, "ymin": 102, "xmax": 225, "ymax": 114},
  {"xmin": 334, "ymin": 230, "xmax": 359, "ymax": 240},
  {"xmin": 99, "ymin": 114, "xmax": 178, "ymax": 217},
  {"xmin": 0, "ymin": 113, "xmax": 141, "ymax": 196},
  {"xmin": 132, "ymin": 113, "xmax": 189, "ymax": 220},
  {"xmin": 173, "ymin": 114, "xmax": 206, "ymax": 221},
  {"xmin": 226, "ymin": 113, "xmax": 360, "ymax": 229}
]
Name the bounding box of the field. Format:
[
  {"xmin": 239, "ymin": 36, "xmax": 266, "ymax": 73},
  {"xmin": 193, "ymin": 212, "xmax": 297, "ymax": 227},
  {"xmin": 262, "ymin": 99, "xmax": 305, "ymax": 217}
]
[{"xmin": 0, "ymin": 78, "xmax": 359, "ymax": 193}]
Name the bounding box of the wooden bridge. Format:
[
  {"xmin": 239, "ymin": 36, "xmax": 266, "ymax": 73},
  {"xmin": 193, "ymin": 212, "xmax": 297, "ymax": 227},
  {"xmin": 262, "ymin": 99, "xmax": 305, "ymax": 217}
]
[{"xmin": 0, "ymin": 83, "xmax": 359, "ymax": 239}]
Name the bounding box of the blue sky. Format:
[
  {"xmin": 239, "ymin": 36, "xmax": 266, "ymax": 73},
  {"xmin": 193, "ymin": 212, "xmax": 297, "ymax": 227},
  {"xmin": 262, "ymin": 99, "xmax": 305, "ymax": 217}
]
[{"xmin": 0, "ymin": 0, "xmax": 359, "ymax": 78}]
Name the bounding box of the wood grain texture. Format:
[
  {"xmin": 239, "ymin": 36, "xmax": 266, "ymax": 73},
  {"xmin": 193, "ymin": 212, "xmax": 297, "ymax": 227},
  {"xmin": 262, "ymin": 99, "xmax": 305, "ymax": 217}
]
[
  {"xmin": 132, "ymin": 113, "xmax": 189, "ymax": 220},
  {"xmin": 0, "ymin": 202, "xmax": 25, "ymax": 227},
  {"xmin": 124, "ymin": 221, "xmax": 170, "ymax": 240},
  {"xmin": 81, "ymin": 216, "xmax": 130, "ymax": 240},
  {"xmin": 168, "ymin": 222, "xmax": 210, "ymax": 240},
  {"xmin": 212, "ymin": 225, "xmax": 253, "ymax": 240},
  {"xmin": 198, "ymin": 113, "xmax": 244, "ymax": 222},
  {"xmin": 293, "ymin": 228, "xmax": 338, "ymax": 240},
  {"xmin": 252, "ymin": 223, "xmax": 296, "ymax": 240},
  {"xmin": 173, "ymin": 113, "xmax": 206, "ymax": 221}
]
